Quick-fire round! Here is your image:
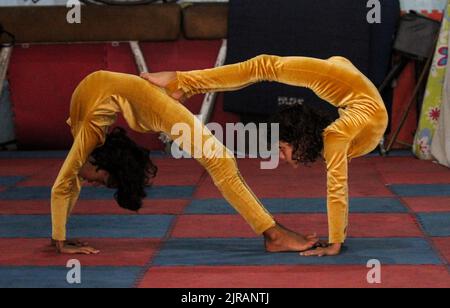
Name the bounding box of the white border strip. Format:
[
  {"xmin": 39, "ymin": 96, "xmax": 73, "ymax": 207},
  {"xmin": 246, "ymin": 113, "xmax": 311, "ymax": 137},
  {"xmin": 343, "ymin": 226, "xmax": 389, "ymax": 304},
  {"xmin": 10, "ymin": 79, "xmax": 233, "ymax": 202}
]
[
  {"xmin": 400, "ymin": 0, "xmax": 447, "ymax": 11},
  {"xmin": 197, "ymin": 39, "xmax": 227, "ymax": 124},
  {"xmin": 0, "ymin": 47, "xmax": 13, "ymax": 100},
  {"xmin": 129, "ymin": 41, "xmax": 149, "ymax": 74}
]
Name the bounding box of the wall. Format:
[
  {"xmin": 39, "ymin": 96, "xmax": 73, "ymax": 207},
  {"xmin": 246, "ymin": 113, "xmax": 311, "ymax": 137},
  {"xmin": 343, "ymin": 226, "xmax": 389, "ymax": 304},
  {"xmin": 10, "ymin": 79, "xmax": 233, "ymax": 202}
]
[
  {"xmin": 400, "ymin": 0, "xmax": 447, "ymax": 11},
  {"xmin": 0, "ymin": 0, "xmax": 68, "ymax": 6},
  {"xmin": 1, "ymin": 0, "xmax": 447, "ymax": 9}
]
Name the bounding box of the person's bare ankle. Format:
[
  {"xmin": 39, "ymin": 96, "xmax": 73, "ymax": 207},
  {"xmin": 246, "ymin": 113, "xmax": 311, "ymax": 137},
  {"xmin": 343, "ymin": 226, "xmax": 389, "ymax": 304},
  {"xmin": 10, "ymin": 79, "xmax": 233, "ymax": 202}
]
[
  {"xmin": 171, "ymin": 89, "xmax": 186, "ymax": 101},
  {"xmin": 263, "ymin": 225, "xmax": 281, "ymax": 241},
  {"xmin": 144, "ymin": 71, "xmax": 176, "ymax": 88}
]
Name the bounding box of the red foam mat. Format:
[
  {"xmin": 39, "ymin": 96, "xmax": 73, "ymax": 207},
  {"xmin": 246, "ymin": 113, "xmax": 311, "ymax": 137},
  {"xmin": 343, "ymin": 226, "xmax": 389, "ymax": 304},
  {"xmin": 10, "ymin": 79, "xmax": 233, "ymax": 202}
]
[
  {"xmin": 9, "ymin": 44, "xmax": 107, "ymax": 150},
  {"xmin": 74, "ymin": 200, "xmax": 188, "ymax": 215},
  {"xmin": 17, "ymin": 163, "xmax": 62, "ymax": 187},
  {"xmin": 402, "ymin": 197, "xmax": 450, "ymax": 213},
  {"xmin": 0, "ymin": 238, "xmax": 160, "ymax": 266},
  {"xmin": 374, "ymin": 157, "xmax": 448, "ymax": 173},
  {"xmin": 195, "ymin": 171, "xmax": 327, "ymax": 199},
  {"xmin": 139, "ymin": 265, "xmax": 450, "ymax": 288},
  {"xmin": 0, "ymin": 199, "xmax": 188, "ymax": 215},
  {"xmin": 380, "ymin": 172, "xmax": 450, "ymax": 184},
  {"xmin": 195, "ymin": 159, "xmax": 393, "ymax": 199},
  {"xmin": 151, "ymin": 158, "xmax": 205, "ymax": 186},
  {"xmin": 432, "ymin": 238, "xmax": 450, "ymax": 263},
  {"xmin": 246, "ymin": 160, "xmax": 323, "ymax": 174},
  {"xmin": 171, "ymin": 214, "xmax": 423, "ymax": 238},
  {"xmin": 17, "ymin": 157, "xmax": 206, "ymax": 187},
  {"xmin": 0, "ymin": 200, "xmax": 50, "ymax": 215},
  {"xmin": 0, "ymin": 159, "xmax": 60, "ymax": 176},
  {"xmin": 9, "ymin": 40, "xmax": 232, "ymax": 150}
]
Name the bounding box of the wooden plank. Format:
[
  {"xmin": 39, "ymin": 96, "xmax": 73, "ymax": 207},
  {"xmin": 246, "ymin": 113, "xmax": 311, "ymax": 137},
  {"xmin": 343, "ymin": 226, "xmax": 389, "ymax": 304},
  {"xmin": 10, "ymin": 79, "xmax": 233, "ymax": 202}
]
[
  {"xmin": 0, "ymin": 47, "xmax": 13, "ymax": 100},
  {"xmin": 198, "ymin": 39, "xmax": 227, "ymax": 124},
  {"xmin": 129, "ymin": 41, "xmax": 149, "ymax": 74}
]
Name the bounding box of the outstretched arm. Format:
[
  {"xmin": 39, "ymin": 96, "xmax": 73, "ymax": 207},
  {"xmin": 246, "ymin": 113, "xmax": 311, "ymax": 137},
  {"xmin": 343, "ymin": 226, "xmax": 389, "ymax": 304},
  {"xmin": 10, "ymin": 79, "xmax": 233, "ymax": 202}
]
[
  {"xmin": 301, "ymin": 129, "xmax": 350, "ymax": 257},
  {"xmin": 51, "ymin": 125, "xmax": 102, "ymax": 254}
]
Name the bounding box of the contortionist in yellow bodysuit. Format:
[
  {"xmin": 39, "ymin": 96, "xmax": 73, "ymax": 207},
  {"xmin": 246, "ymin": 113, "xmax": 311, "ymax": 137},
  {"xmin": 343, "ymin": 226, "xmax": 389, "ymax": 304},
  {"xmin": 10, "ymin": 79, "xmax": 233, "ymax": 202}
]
[
  {"xmin": 141, "ymin": 55, "xmax": 388, "ymax": 257},
  {"xmin": 51, "ymin": 68, "xmax": 322, "ymax": 255}
]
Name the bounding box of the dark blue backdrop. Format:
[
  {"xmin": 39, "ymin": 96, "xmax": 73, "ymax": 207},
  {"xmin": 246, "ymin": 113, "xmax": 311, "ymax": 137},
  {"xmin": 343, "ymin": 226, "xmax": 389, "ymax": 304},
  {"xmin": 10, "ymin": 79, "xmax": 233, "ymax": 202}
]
[{"xmin": 224, "ymin": 0, "xmax": 400, "ymax": 121}]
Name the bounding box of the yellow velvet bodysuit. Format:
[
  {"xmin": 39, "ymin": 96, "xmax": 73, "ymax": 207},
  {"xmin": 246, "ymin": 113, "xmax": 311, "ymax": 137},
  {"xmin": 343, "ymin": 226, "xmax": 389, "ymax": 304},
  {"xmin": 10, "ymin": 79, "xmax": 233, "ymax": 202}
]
[
  {"xmin": 165, "ymin": 55, "xmax": 389, "ymax": 244},
  {"xmin": 52, "ymin": 55, "xmax": 387, "ymax": 245},
  {"xmin": 51, "ymin": 70, "xmax": 276, "ymax": 241}
]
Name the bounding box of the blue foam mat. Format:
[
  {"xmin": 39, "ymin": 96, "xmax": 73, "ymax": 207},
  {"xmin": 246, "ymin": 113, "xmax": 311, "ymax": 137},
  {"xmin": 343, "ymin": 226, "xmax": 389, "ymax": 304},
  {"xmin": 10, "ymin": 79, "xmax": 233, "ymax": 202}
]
[
  {"xmin": 185, "ymin": 197, "xmax": 407, "ymax": 214},
  {"xmin": 0, "ymin": 266, "xmax": 141, "ymax": 288},
  {"xmin": 367, "ymin": 150, "xmax": 413, "ymax": 157},
  {"xmin": 153, "ymin": 238, "xmax": 442, "ymax": 266},
  {"xmin": 389, "ymin": 184, "xmax": 450, "ymax": 197},
  {"xmin": 0, "ymin": 176, "xmax": 25, "ymax": 186},
  {"xmin": 417, "ymin": 213, "xmax": 450, "ymax": 237},
  {"xmin": 0, "ymin": 215, "xmax": 173, "ymax": 238}
]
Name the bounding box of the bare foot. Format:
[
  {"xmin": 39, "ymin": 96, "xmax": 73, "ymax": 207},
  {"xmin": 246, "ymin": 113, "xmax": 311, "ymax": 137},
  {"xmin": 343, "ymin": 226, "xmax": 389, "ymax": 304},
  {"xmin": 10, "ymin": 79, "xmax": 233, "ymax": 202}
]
[
  {"xmin": 263, "ymin": 224, "xmax": 319, "ymax": 252},
  {"xmin": 140, "ymin": 71, "xmax": 175, "ymax": 87},
  {"xmin": 140, "ymin": 71, "xmax": 186, "ymax": 101}
]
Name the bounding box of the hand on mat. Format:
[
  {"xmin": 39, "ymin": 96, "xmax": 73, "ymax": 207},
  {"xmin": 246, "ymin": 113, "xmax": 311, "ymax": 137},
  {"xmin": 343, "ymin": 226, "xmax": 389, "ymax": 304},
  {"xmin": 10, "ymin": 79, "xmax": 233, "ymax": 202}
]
[
  {"xmin": 140, "ymin": 71, "xmax": 187, "ymax": 102},
  {"xmin": 300, "ymin": 243, "xmax": 342, "ymax": 257},
  {"xmin": 59, "ymin": 245, "xmax": 100, "ymax": 255}
]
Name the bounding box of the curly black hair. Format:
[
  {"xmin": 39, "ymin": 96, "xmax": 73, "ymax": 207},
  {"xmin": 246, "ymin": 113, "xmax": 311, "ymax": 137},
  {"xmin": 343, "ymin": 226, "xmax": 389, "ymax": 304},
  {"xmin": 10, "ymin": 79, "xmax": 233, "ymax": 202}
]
[
  {"xmin": 271, "ymin": 103, "xmax": 334, "ymax": 164},
  {"xmin": 90, "ymin": 127, "xmax": 158, "ymax": 211}
]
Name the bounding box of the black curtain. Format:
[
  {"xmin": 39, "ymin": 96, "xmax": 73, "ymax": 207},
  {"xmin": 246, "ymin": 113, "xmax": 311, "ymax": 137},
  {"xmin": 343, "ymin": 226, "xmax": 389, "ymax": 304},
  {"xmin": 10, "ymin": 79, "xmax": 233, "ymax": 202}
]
[{"xmin": 224, "ymin": 0, "xmax": 400, "ymax": 124}]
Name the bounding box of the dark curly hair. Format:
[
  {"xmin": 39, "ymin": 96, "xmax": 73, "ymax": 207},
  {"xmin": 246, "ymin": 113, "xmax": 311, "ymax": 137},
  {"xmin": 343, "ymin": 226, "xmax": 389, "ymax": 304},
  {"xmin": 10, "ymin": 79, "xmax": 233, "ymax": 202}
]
[
  {"xmin": 271, "ymin": 103, "xmax": 334, "ymax": 164},
  {"xmin": 90, "ymin": 127, "xmax": 158, "ymax": 211}
]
